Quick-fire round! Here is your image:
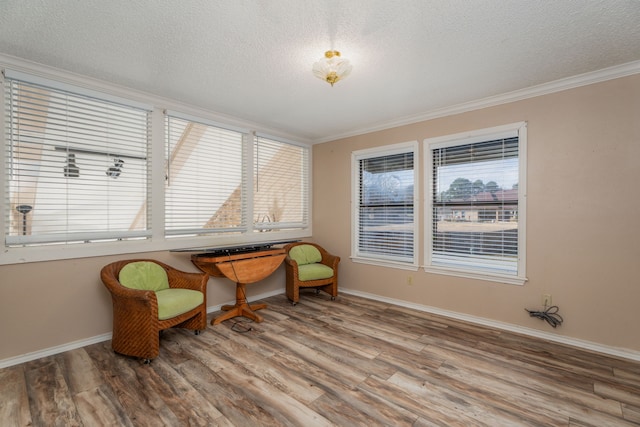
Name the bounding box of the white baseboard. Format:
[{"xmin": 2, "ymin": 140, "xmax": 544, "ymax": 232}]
[
  {"xmin": 0, "ymin": 288, "xmax": 285, "ymax": 369},
  {"xmin": 0, "ymin": 333, "xmax": 113, "ymax": 370},
  {"xmin": 341, "ymin": 288, "xmax": 640, "ymax": 363}
]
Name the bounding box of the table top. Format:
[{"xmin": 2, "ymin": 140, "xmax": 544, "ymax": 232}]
[{"xmin": 191, "ymin": 248, "xmax": 287, "ymax": 283}]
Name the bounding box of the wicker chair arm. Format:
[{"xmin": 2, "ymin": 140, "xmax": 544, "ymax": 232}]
[
  {"xmin": 284, "ymin": 256, "xmax": 299, "ymax": 268},
  {"xmin": 284, "ymin": 256, "xmax": 300, "ymax": 278},
  {"xmin": 110, "ymin": 287, "xmax": 157, "ymax": 313},
  {"xmin": 101, "ymin": 271, "xmax": 157, "ymax": 319},
  {"xmin": 321, "ymin": 253, "xmax": 340, "ymax": 270},
  {"xmin": 166, "ymin": 269, "xmax": 208, "ymax": 292}
]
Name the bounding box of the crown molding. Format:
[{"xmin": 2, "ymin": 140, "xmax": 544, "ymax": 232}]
[{"xmin": 313, "ymin": 60, "xmax": 640, "ymax": 144}]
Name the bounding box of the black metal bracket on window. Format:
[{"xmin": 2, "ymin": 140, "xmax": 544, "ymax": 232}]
[{"xmin": 54, "ymin": 145, "xmax": 147, "ymax": 161}]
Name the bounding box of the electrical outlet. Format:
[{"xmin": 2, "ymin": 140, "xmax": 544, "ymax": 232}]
[
  {"xmin": 407, "ymin": 275, "xmax": 414, "ymax": 286},
  {"xmin": 542, "ymin": 294, "xmax": 552, "ymax": 308}
]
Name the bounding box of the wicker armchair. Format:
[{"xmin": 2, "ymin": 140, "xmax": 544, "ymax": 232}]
[
  {"xmin": 284, "ymin": 242, "xmax": 340, "ymax": 305},
  {"xmin": 100, "ymin": 259, "xmax": 208, "ymax": 362}
]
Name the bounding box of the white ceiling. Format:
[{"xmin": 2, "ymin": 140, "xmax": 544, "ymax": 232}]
[{"xmin": 1, "ymin": 0, "xmax": 639, "ymax": 143}]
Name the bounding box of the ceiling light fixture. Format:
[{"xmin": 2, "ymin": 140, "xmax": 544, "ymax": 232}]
[{"xmin": 312, "ymin": 50, "xmax": 352, "ymax": 86}]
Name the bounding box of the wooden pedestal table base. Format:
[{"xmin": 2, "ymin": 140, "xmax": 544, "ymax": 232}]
[
  {"xmin": 191, "ymin": 248, "xmax": 287, "ymax": 325},
  {"xmin": 214, "ymin": 282, "xmax": 268, "ymax": 325}
]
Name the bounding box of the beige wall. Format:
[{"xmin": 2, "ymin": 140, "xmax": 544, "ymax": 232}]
[
  {"xmin": 313, "ymin": 74, "xmax": 640, "ymax": 353},
  {"xmin": 0, "ymin": 251, "xmax": 285, "ymax": 360},
  {"xmin": 1, "ymin": 74, "xmax": 638, "ymax": 362}
]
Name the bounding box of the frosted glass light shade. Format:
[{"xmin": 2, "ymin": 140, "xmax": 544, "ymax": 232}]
[{"xmin": 312, "ymin": 50, "xmax": 352, "ymax": 86}]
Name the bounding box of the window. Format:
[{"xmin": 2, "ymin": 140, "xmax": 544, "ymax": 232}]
[
  {"xmin": 352, "ymin": 141, "xmax": 418, "ymax": 267},
  {"xmin": 163, "ymin": 122, "xmax": 310, "ymax": 238},
  {"xmin": 254, "ymin": 135, "xmax": 309, "ymax": 233},
  {"xmin": 425, "ymin": 122, "xmax": 527, "ymax": 284},
  {"xmin": 1, "ymin": 65, "xmax": 312, "ymax": 265},
  {"xmin": 4, "ymin": 70, "xmax": 151, "ymax": 246},
  {"xmin": 165, "ymin": 112, "xmax": 247, "ymax": 237}
]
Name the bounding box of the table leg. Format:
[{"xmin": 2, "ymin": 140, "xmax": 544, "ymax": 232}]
[{"xmin": 211, "ymin": 282, "xmax": 267, "ymax": 325}]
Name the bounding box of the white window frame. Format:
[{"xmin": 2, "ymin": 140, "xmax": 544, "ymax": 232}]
[
  {"xmin": 424, "ymin": 122, "xmax": 527, "ymax": 285},
  {"xmin": 164, "ymin": 110, "xmax": 249, "ymax": 238},
  {"xmin": 253, "ymin": 133, "xmax": 310, "ymax": 233},
  {"xmin": 3, "ymin": 70, "xmax": 153, "ymax": 242},
  {"xmin": 0, "ymin": 61, "xmax": 312, "ymax": 265},
  {"xmin": 351, "ymin": 141, "xmax": 419, "ymax": 270}
]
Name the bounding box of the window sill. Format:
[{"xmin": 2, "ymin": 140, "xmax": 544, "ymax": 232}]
[
  {"xmin": 0, "ymin": 229, "xmax": 311, "ymax": 265},
  {"xmin": 351, "ymin": 256, "xmax": 419, "ymax": 271},
  {"xmin": 423, "ymin": 265, "xmax": 527, "ymax": 286}
]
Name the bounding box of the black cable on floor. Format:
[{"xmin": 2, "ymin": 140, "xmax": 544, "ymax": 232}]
[
  {"xmin": 525, "ymin": 305, "xmax": 564, "ymax": 328},
  {"xmin": 231, "ymin": 320, "xmax": 254, "ymax": 333}
]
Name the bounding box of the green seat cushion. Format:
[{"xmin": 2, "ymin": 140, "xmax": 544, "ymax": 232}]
[
  {"xmin": 119, "ymin": 261, "xmax": 170, "ymax": 291},
  {"xmin": 156, "ymin": 288, "xmax": 204, "ymax": 320},
  {"xmin": 298, "ymin": 263, "xmax": 334, "ymax": 281},
  {"xmin": 289, "ymin": 244, "xmax": 322, "ymax": 266}
]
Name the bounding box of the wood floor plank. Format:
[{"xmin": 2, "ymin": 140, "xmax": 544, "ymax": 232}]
[
  {"xmin": 276, "ymin": 319, "xmax": 398, "ymax": 380},
  {"xmin": 188, "ymin": 327, "xmax": 326, "ymax": 405},
  {"xmin": 276, "ymin": 316, "xmax": 382, "ymax": 360},
  {"xmin": 72, "ymin": 384, "xmax": 135, "ymax": 427},
  {"xmin": 387, "ymin": 370, "xmax": 541, "ymax": 426},
  {"xmin": 265, "ymin": 299, "xmax": 387, "ymax": 361},
  {"xmin": 196, "ymin": 350, "xmax": 335, "ymax": 427},
  {"xmin": 317, "ymin": 311, "xmax": 427, "ymax": 353},
  {"xmin": 151, "ymin": 357, "xmax": 228, "ymax": 424},
  {"xmin": 308, "ymin": 389, "xmax": 418, "ymax": 426},
  {"xmin": 57, "ymin": 348, "xmax": 104, "ymax": 394},
  {"xmin": 84, "ymin": 342, "xmax": 183, "ymax": 426},
  {"xmin": 175, "ymin": 358, "xmax": 287, "ymax": 426},
  {"xmin": 623, "ymin": 404, "xmax": 640, "ymax": 424},
  {"xmin": 423, "ymin": 342, "xmax": 625, "ymax": 418},
  {"xmin": 257, "ymin": 340, "xmax": 420, "ymax": 425},
  {"xmin": 0, "ymin": 365, "xmax": 32, "ymax": 426},
  {"xmin": 258, "ymin": 330, "xmax": 370, "ymax": 386},
  {"xmin": 594, "ymin": 381, "xmax": 640, "ymax": 407},
  {"xmin": 24, "ymin": 358, "xmax": 83, "ymax": 427},
  {"xmin": 615, "ymin": 367, "xmax": 640, "ymax": 386},
  {"xmin": 357, "ymin": 374, "xmax": 483, "ymax": 426}
]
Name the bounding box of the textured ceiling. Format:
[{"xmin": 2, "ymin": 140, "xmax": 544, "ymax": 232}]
[{"xmin": 1, "ymin": 0, "xmax": 639, "ymax": 143}]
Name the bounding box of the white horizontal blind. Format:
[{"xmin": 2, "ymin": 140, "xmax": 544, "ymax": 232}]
[
  {"xmin": 357, "ymin": 150, "xmax": 414, "ymax": 262},
  {"xmin": 253, "ymin": 136, "xmax": 308, "ymax": 231},
  {"xmin": 4, "ymin": 77, "xmax": 150, "ymax": 246},
  {"xmin": 431, "ymin": 137, "xmax": 519, "ymax": 275},
  {"xmin": 165, "ymin": 114, "xmax": 246, "ymax": 236}
]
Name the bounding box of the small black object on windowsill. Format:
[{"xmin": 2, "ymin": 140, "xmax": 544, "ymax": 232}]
[{"xmin": 525, "ymin": 305, "xmax": 563, "ymax": 328}]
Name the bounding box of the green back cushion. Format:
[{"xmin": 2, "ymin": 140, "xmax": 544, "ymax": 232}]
[
  {"xmin": 156, "ymin": 289, "xmax": 204, "ymax": 320},
  {"xmin": 119, "ymin": 261, "xmax": 170, "ymax": 291},
  {"xmin": 298, "ymin": 263, "xmax": 334, "ymax": 281},
  {"xmin": 289, "ymin": 244, "xmax": 322, "ymax": 265}
]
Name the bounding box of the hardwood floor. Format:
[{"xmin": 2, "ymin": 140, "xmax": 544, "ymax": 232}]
[{"xmin": 2, "ymin": 293, "xmax": 640, "ymax": 426}]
